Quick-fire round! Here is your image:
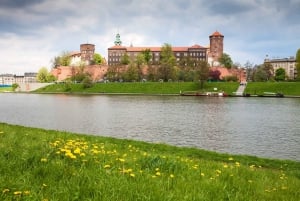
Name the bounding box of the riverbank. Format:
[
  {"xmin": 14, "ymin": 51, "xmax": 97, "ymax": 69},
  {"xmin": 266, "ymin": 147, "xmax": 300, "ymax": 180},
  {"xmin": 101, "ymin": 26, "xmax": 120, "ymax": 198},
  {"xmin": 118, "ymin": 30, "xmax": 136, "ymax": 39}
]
[
  {"xmin": 0, "ymin": 123, "xmax": 299, "ymax": 200},
  {"xmin": 32, "ymin": 82, "xmax": 300, "ymax": 97}
]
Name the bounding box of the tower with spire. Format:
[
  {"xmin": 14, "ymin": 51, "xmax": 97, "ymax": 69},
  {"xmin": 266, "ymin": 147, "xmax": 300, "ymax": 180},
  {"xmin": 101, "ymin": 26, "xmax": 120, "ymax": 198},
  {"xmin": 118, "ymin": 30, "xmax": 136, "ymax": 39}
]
[{"xmin": 114, "ymin": 33, "xmax": 122, "ymax": 46}]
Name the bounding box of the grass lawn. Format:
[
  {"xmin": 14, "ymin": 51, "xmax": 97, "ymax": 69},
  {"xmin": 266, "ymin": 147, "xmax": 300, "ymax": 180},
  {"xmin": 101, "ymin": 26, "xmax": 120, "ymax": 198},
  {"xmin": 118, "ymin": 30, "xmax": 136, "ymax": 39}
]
[
  {"xmin": 0, "ymin": 123, "xmax": 299, "ymax": 200},
  {"xmin": 0, "ymin": 87, "xmax": 12, "ymax": 92},
  {"xmin": 245, "ymin": 82, "xmax": 300, "ymax": 96},
  {"xmin": 35, "ymin": 82, "xmax": 240, "ymax": 95}
]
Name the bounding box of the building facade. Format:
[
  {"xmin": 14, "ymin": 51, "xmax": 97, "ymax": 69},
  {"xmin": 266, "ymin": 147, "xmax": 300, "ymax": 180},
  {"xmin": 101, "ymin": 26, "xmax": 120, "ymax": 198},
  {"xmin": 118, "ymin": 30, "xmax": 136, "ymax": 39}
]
[
  {"xmin": 0, "ymin": 73, "xmax": 37, "ymax": 85},
  {"xmin": 264, "ymin": 57, "xmax": 297, "ymax": 79},
  {"xmin": 107, "ymin": 31, "xmax": 223, "ymax": 66}
]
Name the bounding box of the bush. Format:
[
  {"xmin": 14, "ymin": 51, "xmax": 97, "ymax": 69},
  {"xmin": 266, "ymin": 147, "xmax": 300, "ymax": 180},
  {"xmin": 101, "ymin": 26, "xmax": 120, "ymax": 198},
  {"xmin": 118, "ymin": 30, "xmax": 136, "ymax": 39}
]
[
  {"xmin": 223, "ymin": 75, "xmax": 238, "ymax": 82},
  {"xmin": 12, "ymin": 83, "xmax": 19, "ymax": 91},
  {"xmin": 82, "ymin": 77, "xmax": 93, "ymax": 88}
]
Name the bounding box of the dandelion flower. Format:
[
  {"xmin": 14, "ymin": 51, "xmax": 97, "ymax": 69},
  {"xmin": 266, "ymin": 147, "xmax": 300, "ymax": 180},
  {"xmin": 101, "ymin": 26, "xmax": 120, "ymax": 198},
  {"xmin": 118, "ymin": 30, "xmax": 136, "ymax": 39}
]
[
  {"xmin": 23, "ymin": 191, "xmax": 30, "ymax": 195},
  {"xmin": 155, "ymin": 168, "xmax": 159, "ymax": 171},
  {"xmin": 2, "ymin": 189, "xmax": 10, "ymax": 193},
  {"xmin": 223, "ymin": 164, "xmax": 228, "ymax": 168},
  {"xmin": 156, "ymin": 172, "xmax": 161, "ymax": 176},
  {"xmin": 130, "ymin": 173, "xmax": 135, "ymax": 177},
  {"xmin": 216, "ymin": 170, "xmax": 222, "ymax": 174},
  {"xmin": 104, "ymin": 164, "xmax": 111, "ymax": 169},
  {"xmin": 14, "ymin": 191, "xmax": 22, "ymax": 195},
  {"xmin": 228, "ymin": 157, "xmax": 234, "ymax": 161},
  {"xmin": 200, "ymin": 173, "xmax": 205, "ymax": 177},
  {"xmin": 41, "ymin": 158, "xmax": 47, "ymax": 162},
  {"xmin": 170, "ymin": 174, "xmax": 174, "ymax": 178}
]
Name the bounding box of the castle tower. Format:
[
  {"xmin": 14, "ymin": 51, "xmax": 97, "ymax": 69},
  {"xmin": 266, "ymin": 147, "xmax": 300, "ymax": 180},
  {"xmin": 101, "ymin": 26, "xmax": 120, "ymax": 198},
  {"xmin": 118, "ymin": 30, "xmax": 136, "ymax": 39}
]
[
  {"xmin": 80, "ymin": 43, "xmax": 95, "ymax": 65},
  {"xmin": 209, "ymin": 31, "xmax": 224, "ymax": 66}
]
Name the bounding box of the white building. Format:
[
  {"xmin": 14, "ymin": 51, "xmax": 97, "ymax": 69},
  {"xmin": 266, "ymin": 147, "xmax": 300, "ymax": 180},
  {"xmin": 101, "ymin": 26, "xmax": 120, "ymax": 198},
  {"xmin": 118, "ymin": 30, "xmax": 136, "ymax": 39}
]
[{"xmin": 265, "ymin": 57, "xmax": 297, "ymax": 79}]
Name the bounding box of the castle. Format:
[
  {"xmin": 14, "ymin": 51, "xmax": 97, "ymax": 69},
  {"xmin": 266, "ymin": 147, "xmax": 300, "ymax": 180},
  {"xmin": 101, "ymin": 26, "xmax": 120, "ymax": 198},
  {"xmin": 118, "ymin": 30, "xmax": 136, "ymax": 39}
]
[
  {"xmin": 51, "ymin": 31, "xmax": 246, "ymax": 82},
  {"xmin": 107, "ymin": 31, "xmax": 224, "ymax": 67}
]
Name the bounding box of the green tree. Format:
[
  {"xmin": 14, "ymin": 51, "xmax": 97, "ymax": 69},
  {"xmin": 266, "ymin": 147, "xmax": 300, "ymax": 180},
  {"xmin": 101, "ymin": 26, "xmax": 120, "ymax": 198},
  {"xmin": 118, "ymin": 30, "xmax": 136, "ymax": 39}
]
[
  {"xmin": 296, "ymin": 49, "xmax": 300, "ymax": 80},
  {"xmin": 142, "ymin": 49, "xmax": 152, "ymax": 64},
  {"xmin": 158, "ymin": 43, "xmax": 176, "ymax": 81},
  {"xmin": 37, "ymin": 67, "xmax": 50, "ymax": 83},
  {"xmin": 254, "ymin": 66, "xmax": 268, "ymax": 81},
  {"xmin": 120, "ymin": 53, "xmax": 130, "ymax": 65},
  {"xmin": 195, "ymin": 60, "xmax": 210, "ymax": 89},
  {"xmin": 59, "ymin": 52, "xmax": 71, "ymax": 66},
  {"xmin": 123, "ymin": 63, "xmax": 139, "ymax": 81},
  {"xmin": 219, "ymin": 53, "xmax": 233, "ymax": 69},
  {"xmin": 93, "ymin": 53, "xmax": 103, "ymax": 65},
  {"xmin": 275, "ymin": 68, "xmax": 286, "ymax": 81},
  {"xmin": 263, "ymin": 62, "xmax": 274, "ymax": 81}
]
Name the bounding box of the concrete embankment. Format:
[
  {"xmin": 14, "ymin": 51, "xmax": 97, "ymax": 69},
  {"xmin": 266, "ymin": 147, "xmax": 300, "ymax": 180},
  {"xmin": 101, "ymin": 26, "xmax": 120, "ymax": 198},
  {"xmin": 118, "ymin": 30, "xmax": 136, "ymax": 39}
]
[{"xmin": 17, "ymin": 83, "xmax": 53, "ymax": 92}]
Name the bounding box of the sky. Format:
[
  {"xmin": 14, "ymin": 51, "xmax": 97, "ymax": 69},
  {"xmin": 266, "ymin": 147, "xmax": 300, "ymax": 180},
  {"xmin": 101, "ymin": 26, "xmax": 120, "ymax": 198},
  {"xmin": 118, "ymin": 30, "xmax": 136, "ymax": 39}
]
[{"xmin": 0, "ymin": 0, "xmax": 299, "ymax": 74}]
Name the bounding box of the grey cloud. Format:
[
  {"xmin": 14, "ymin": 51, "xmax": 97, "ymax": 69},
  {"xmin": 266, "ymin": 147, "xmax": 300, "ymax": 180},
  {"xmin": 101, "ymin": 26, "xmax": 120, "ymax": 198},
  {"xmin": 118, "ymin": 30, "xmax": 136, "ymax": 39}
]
[{"xmin": 0, "ymin": 0, "xmax": 44, "ymax": 8}]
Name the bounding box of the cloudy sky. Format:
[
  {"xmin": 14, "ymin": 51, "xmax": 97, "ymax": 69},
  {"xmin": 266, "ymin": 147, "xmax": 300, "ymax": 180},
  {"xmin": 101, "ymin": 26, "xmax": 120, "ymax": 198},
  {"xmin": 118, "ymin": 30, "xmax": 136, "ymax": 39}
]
[{"xmin": 0, "ymin": 0, "xmax": 299, "ymax": 74}]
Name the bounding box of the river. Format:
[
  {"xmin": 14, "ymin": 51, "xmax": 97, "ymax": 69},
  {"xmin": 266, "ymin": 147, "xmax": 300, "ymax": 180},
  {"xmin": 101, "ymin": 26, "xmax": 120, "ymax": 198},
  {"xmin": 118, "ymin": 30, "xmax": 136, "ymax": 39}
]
[{"xmin": 0, "ymin": 93, "xmax": 299, "ymax": 161}]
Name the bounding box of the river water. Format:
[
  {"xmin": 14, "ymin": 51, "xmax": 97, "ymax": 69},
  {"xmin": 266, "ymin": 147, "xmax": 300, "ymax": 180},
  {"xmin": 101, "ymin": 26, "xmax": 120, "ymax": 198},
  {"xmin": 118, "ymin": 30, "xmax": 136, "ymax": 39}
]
[{"xmin": 0, "ymin": 93, "xmax": 299, "ymax": 161}]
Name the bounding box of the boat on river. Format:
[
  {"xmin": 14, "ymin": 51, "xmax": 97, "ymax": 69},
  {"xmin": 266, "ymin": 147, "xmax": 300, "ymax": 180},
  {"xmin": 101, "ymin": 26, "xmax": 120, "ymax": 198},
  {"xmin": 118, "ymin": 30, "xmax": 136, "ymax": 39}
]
[{"xmin": 180, "ymin": 91, "xmax": 228, "ymax": 97}]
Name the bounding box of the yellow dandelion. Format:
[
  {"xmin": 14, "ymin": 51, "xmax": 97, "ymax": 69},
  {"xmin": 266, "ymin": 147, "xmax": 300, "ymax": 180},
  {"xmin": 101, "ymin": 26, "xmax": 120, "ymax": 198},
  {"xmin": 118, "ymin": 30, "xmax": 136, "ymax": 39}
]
[
  {"xmin": 118, "ymin": 158, "xmax": 125, "ymax": 162},
  {"xmin": 74, "ymin": 148, "xmax": 81, "ymax": 154},
  {"xmin": 156, "ymin": 172, "xmax": 161, "ymax": 176},
  {"xmin": 155, "ymin": 168, "xmax": 160, "ymax": 171},
  {"xmin": 200, "ymin": 173, "xmax": 205, "ymax": 177},
  {"xmin": 193, "ymin": 165, "xmax": 198, "ymax": 169},
  {"xmin": 281, "ymin": 186, "xmax": 288, "ymax": 190},
  {"xmin": 170, "ymin": 174, "xmax": 175, "ymax": 178},
  {"xmin": 104, "ymin": 164, "xmax": 111, "ymax": 169},
  {"xmin": 2, "ymin": 189, "xmax": 10, "ymax": 193},
  {"xmin": 23, "ymin": 190, "xmax": 30, "ymax": 195},
  {"xmin": 41, "ymin": 158, "xmax": 47, "ymax": 162},
  {"xmin": 228, "ymin": 157, "xmax": 234, "ymax": 161},
  {"xmin": 152, "ymin": 175, "xmax": 156, "ymax": 178},
  {"xmin": 43, "ymin": 184, "xmax": 47, "ymax": 187},
  {"xmin": 248, "ymin": 180, "xmax": 253, "ymax": 183},
  {"xmin": 216, "ymin": 170, "xmax": 222, "ymax": 174},
  {"xmin": 130, "ymin": 173, "xmax": 135, "ymax": 177},
  {"xmin": 230, "ymin": 174, "xmax": 234, "ymax": 177},
  {"xmin": 223, "ymin": 164, "xmax": 228, "ymax": 168},
  {"xmin": 14, "ymin": 191, "xmax": 22, "ymax": 195},
  {"xmin": 249, "ymin": 164, "xmax": 255, "ymax": 169},
  {"xmin": 235, "ymin": 162, "xmax": 240, "ymax": 167}
]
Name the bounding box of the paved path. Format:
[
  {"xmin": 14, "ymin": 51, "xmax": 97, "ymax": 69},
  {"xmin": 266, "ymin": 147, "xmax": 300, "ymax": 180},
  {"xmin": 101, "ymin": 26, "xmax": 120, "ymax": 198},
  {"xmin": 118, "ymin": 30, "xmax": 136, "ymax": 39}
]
[{"xmin": 235, "ymin": 84, "xmax": 246, "ymax": 96}]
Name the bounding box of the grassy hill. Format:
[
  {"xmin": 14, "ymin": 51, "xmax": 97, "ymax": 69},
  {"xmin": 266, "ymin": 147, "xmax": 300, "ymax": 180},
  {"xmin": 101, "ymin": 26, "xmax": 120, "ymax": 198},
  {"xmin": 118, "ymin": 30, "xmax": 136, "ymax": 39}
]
[
  {"xmin": 35, "ymin": 82, "xmax": 239, "ymax": 95},
  {"xmin": 245, "ymin": 82, "xmax": 300, "ymax": 96},
  {"xmin": 0, "ymin": 123, "xmax": 299, "ymax": 200}
]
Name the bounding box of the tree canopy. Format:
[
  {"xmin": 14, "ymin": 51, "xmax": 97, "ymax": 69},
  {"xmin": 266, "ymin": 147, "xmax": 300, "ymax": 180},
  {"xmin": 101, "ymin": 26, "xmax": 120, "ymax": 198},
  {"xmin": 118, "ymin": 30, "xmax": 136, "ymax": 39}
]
[
  {"xmin": 37, "ymin": 67, "xmax": 56, "ymax": 83},
  {"xmin": 158, "ymin": 43, "xmax": 176, "ymax": 81},
  {"xmin": 218, "ymin": 53, "xmax": 233, "ymax": 69},
  {"xmin": 296, "ymin": 49, "xmax": 300, "ymax": 80},
  {"xmin": 93, "ymin": 53, "xmax": 103, "ymax": 65},
  {"xmin": 275, "ymin": 68, "xmax": 286, "ymax": 81}
]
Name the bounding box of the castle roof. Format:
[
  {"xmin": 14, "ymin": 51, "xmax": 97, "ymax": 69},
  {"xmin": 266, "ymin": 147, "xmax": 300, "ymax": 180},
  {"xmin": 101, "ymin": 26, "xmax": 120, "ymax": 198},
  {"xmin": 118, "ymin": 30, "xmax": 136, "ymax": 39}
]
[
  {"xmin": 210, "ymin": 31, "xmax": 224, "ymax": 37},
  {"xmin": 108, "ymin": 44, "xmax": 207, "ymax": 52}
]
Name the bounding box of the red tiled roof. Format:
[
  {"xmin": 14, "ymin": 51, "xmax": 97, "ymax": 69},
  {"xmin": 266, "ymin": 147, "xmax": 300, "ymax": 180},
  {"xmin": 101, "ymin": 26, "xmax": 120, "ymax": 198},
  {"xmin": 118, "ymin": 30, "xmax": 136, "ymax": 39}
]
[
  {"xmin": 210, "ymin": 31, "xmax": 223, "ymax": 37},
  {"xmin": 108, "ymin": 45, "xmax": 127, "ymax": 50},
  {"xmin": 108, "ymin": 45, "xmax": 207, "ymax": 52}
]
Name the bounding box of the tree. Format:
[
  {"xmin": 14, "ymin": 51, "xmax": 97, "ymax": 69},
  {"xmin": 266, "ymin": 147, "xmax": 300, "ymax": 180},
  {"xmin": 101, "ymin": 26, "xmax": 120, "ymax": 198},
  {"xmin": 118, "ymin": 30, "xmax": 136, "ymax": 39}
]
[
  {"xmin": 158, "ymin": 43, "xmax": 176, "ymax": 81},
  {"xmin": 275, "ymin": 68, "xmax": 286, "ymax": 81},
  {"xmin": 120, "ymin": 53, "xmax": 130, "ymax": 65},
  {"xmin": 37, "ymin": 67, "xmax": 49, "ymax": 83},
  {"xmin": 142, "ymin": 49, "xmax": 152, "ymax": 64},
  {"xmin": 219, "ymin": 53, "xmax": 233, "ymax": 69},
  {"xmin": 208, "ymin": 69, "xmax": 221, "ymax": 81},
  {"xmin": 195, "ymin": 60, "xmax": 210, "ymax": 88},
  {"xmin": 253, "ymin": 65, "xmax": 268, "ymax": 81},
  {"xmin": 123, "ymin": 63, "xmax": 139, "ymax": 81},
  {"xmin": 262, "ymin": 62, "xmax": 274, "ymax": 81},
  {"xmin": 93, "ymin": 53, "xmax": 103, "ymax": 65},
  {"xmin": 51, "ymin": 52, "xmax": 71, "ymax": 67},
  {"xmin": 296, "ymin": 49, "xmax": 300, "ymax": 80}
]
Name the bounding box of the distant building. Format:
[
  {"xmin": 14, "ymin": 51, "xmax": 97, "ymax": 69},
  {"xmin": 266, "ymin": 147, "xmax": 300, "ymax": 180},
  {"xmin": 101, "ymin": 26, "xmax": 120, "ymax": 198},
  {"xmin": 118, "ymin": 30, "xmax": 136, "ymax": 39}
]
[
  {"xmin": 69, "ymin": 43, "xmax": 96, "ymax": 66},
  {"xmin": 264, "ymin": 56, "xmax": 297, "ymax": 79},
  {"xmin": 0, "ymin": 73, "xmax": 37, "ymax": 85},
  {"xmin": 107, "ymin": 31, "xmax": 224, "ymax": 66}
]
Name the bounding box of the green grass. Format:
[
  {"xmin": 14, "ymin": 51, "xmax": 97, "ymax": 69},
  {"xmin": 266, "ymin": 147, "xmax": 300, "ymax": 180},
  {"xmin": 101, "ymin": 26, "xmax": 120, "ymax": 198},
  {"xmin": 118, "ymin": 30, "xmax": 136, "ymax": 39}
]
[
  {"xmin": 35, "ymin": 82, "xmax": 239, "ymax": 95},
  {"xmin": 245, "ymin": 82, "xmax": 300, "ymax": 96},
  {"xmin": 0, "ymin": 122, "xmax": 299, "ymax": 200},
  {"xmin": 0, "ymin": 87, "xmax": 12, "ymax": 92}
]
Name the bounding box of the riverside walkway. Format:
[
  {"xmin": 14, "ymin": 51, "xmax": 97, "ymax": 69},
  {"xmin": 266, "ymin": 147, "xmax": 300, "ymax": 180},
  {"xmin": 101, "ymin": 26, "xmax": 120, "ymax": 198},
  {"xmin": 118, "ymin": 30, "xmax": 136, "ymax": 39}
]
[{"xmin": 234, "ymin": 83, "xmax": 246, "ymax": 96}]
